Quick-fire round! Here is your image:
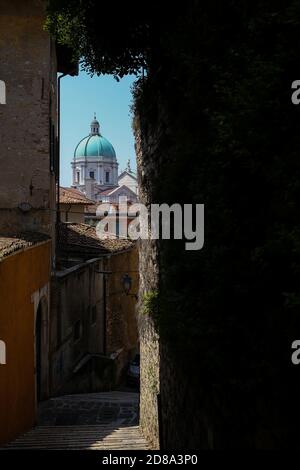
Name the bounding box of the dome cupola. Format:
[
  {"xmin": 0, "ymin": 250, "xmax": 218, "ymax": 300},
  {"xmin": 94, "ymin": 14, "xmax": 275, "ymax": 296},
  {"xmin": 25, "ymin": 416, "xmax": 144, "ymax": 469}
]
[{"xmin": 74, "ymin": 115, "xmax": 116, "ymax": 160}]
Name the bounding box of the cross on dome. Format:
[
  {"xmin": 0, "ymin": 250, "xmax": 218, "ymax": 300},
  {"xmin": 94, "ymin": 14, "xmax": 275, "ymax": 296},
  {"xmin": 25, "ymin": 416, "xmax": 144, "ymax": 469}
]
[{"xmin": 126, "ymin": 158, "xmax": 131, "ymax": 172}]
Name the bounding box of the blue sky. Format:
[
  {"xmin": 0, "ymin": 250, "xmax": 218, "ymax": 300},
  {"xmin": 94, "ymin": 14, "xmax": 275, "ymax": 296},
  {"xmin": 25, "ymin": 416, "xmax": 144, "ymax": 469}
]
[{"xmin": 60, "ymin": 72, "xmax": 137, "ymax": 187}]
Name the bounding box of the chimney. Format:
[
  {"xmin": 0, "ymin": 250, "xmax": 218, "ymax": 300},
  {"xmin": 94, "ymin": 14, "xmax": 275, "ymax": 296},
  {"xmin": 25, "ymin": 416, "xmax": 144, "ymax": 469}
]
[{"xmin": 85, "ymin": 177, "xmax": 95, "ymax": 201}]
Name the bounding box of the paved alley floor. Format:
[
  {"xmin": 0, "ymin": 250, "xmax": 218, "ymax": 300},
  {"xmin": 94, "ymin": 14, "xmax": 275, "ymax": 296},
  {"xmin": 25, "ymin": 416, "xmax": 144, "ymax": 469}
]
[
  {"xmin": 38, "ymin": 391, "xmax": 139, "ymax": 426},
  {"xmin": 5, "ymin": 392, "xmax": 150, "ymax": 450}
]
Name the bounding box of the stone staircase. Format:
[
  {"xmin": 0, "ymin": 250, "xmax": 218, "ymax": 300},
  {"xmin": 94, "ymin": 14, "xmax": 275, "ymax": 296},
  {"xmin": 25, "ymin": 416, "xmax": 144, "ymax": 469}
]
[
  {"xmin": 5, "ymin": 424, "xmax": 149, "ymax": 450},
  {"xmin": 5, "ymin": 391, "xmax": 150, "ymax": 450}
]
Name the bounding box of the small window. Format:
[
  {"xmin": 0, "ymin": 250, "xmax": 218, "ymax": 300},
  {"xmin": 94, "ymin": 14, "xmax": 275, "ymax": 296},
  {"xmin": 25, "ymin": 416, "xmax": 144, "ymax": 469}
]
[
  {"xmin": 105, "ymin": 171, "xmax": 110, "ymax": 183},
  {"xmin": 76, "ymin": 171, "xmax": 80, "ymax": 183},
  {"xmin": 73, "ymin": 320, "xmax": 82, "ymax": 342},
  {"xmin": 90, "ymin": 171, "xmax": 95, "ymax": 179},
  {"xmin": 91, "ymin": 306, "xmax": 97, "ymax": 325}
]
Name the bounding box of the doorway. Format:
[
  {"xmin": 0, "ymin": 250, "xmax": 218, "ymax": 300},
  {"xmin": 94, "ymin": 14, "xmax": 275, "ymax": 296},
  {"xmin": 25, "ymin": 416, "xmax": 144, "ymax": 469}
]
[
  {"xmin": 35, "ymin": 296, "xmax": 48, "ymax": 403},
  {"xmin": 35, "ymin": 303, "xmax": 42, "ymax": 402}
]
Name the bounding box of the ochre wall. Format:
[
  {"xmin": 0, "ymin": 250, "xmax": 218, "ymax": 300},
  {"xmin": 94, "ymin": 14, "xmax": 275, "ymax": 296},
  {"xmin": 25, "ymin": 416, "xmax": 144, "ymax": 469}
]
[
  {"xmin": 60, "ymin": 204, "xmax": 85, "ymax": 224},
  {"xmin": 0, "ymin": 241, "xmax": 51, "ymax": 445}
]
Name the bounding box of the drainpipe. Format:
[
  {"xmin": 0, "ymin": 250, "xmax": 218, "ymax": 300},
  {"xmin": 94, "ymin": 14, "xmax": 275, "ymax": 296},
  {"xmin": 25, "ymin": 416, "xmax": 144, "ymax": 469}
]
[
  {"xmin": 65, "ymin": 204, "xmax": 72, "ymax": 223},
  {"xmin": 157, "ymin": 393, "xmax": 164, "ymax": 449},
  {"xmin": 103, "ymin": 274, "xmax": 107, "ymax": 355},
  {"xmin": 94, "ymin": 268, "xmax": 112, "ymax": 355},
  {"xmin": 57, "ymin": 73, "xmax": 67, "ymax": 225}
]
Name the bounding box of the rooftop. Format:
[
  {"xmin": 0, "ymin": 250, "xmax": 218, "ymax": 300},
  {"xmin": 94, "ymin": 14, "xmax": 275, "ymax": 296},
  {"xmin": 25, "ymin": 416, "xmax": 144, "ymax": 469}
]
[
  {"xmin": 59, "ymin": 187, "xmax": 94, "ymax": 205},
  {"xmin": 97, "ymin": 187, "xmax": 117, "ymax": 196},
  {"xmin": 118, "ymin": 169, "xmax": 137, "ymax": 181},
  {"xmin": 58, "ymin": 222, "xmax": 134, "ymax": 257},
  {"xmin": 0, "ymin": 232, "xmax": 50, "ymax": 261}
]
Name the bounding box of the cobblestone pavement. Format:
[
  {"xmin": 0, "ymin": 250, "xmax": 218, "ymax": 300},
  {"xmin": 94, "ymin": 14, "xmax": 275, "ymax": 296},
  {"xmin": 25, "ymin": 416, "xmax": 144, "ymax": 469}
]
[{"xmin": 38, "ymin": 391, "xmax": 140, "ymax": 427}]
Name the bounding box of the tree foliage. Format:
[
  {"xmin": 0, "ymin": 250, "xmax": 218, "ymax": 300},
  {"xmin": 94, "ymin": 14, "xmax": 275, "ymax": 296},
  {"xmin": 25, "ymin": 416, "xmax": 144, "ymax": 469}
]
[{"xmin": 46, "ymin": 0, "xmax": 179, "ymax": 78}]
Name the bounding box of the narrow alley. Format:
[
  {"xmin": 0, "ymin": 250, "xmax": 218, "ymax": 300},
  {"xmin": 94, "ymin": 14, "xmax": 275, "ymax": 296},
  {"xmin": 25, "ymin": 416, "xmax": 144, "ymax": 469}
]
[
  {"xmin": 2, "ymin": 0, "xmax": 299, "ymax": 453},
  {"xmin": 5, "ymin": 392, "xmax": 149, "ymax": 450}
]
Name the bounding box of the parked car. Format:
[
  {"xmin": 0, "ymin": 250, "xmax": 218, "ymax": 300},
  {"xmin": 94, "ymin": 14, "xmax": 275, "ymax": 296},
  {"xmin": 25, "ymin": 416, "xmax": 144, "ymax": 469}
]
[{"xmin": 126, "ymin": 354, "xmax": 140, "ymax": 387}]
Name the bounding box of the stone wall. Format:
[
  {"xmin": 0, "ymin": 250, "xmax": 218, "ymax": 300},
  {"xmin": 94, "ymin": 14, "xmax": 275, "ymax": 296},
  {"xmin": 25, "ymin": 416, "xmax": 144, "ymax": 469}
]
[
  {"xmin": 134, "ymin": 123, "xmax": 160, "ymax": 450},
  {"xmin": 133, "ymin": 15, "xmax": 299, "ymax": 445},
  {"xmin": 133, "ymin": 81, "xmax": 233, "ymax": 449},
  {"xmin": 50, "ymin": 257, "xmax": 105, "ymax": 395},
  {"xmin": 50, "ymin": 247, "xmax": 139, "ymax": 396},
  {"xmin": 0, "ymin": 0, "xmax": 56, "ymax": 238}
]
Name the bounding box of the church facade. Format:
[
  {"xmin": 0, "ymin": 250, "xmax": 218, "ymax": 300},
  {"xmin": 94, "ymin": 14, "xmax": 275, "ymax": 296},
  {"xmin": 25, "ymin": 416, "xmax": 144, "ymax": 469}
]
[{"xmin": 71, "ymin": 116, "xmax": 138, "ymax": 204}]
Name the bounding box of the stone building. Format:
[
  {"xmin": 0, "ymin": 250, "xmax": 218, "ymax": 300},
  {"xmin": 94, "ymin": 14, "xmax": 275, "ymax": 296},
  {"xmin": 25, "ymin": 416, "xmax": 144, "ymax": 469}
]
[
  {"xmin": 71, "ymin": 116, "xmax": 138, "ymax": 204},
  {"xmin": 69, "ymin": 117, "xmax": 138, "ymax": 235},
  {"xmin": 0, "ymin": 0, "xmax": 57, "ymax": 240},
  {"xmin": 118, "ymin": 160, "xmax": 138, "ymax": 195}
]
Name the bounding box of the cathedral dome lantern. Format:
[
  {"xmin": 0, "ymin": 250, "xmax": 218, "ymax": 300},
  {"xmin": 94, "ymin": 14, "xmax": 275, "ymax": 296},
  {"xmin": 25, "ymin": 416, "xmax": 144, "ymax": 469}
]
[{"xmin": 90, "ymin": 113, "xmax": 100, "ymax": 135}]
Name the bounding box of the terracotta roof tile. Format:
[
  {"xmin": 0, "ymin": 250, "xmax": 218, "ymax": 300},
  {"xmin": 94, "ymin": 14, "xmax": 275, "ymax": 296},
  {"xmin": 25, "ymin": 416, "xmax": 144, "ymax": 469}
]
[
  {"xmin": 59, "ymin": 187, "xmax": 94, "ymax": 205},
  {"xmin": 58, "ymin": 222, "xmax": 134, "ymax": 256},
  {"xmin": 0, "ymin": 232, "xmax": 50, "ymax": 261}
]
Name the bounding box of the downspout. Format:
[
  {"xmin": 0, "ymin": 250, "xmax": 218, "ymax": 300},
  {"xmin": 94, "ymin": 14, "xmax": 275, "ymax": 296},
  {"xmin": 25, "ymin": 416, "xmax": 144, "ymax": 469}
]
[
  {"xmin": 57, "ymin": 73, "xmax": 67, "ymax": 225},
  {"xmin": 103, "ymin": 273, "xmax": 107, "ymax": 355},
  {"xmin": 65, "ymin": 204, "xmax": 72, "ymax": 223}
]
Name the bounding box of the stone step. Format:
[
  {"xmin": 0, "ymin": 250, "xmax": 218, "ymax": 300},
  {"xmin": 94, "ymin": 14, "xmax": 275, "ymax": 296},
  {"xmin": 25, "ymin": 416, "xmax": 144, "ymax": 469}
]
[{"xmin": 5, "ymin": 424, "xmax": 149, "ymax": 450}]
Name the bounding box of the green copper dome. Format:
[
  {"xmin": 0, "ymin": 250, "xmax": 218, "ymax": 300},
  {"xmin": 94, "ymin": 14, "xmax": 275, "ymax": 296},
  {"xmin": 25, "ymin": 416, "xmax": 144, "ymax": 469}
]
[{"xmin": 74, "ymin": 116, "xmax": 116, "ymax": 160}]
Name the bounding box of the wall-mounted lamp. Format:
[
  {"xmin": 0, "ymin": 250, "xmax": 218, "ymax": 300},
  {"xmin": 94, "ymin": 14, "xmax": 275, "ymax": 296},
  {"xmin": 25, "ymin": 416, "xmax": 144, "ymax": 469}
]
[{"xmin": 122, "ymin": 274, "xmax": 138, "ymax": 300}]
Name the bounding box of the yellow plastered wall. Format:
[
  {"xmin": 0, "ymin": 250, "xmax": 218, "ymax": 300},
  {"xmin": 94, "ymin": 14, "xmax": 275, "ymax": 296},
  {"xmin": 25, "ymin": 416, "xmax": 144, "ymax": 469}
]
[{"xmin": 0, "ymin": 241, "xmax": 51, "ymax": 445}]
